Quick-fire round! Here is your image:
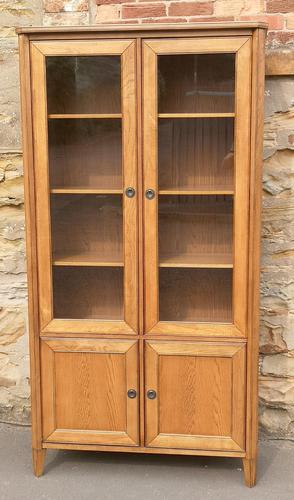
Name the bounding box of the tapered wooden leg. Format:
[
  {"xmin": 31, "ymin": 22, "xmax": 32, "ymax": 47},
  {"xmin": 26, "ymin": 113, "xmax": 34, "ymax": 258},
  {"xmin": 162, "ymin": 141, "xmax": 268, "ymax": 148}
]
[
  {"xmin": 33, "ymin": 448, "xmax": 46, "ymax": 477},
  {"xmin": 242, "ymin": 458, "xmax": 257, "ymax": 487}
]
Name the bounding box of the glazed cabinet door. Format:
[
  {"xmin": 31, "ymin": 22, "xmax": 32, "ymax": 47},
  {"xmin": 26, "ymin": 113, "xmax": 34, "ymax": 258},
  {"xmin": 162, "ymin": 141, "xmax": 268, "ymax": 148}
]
[
  {"xmin": 143, "ymin": 37, "xmax": 252, "ymax": 337},
  {"xmin": 30, "ymin": 40, "xmax": 138, "ymax": 335},
  {"xmin": 41, "ymin": 339, "xmax": 139, "ymax": 445},
  {"xmin": 145, "ymin": 341, "xmax": 246, "ymax": 452}
]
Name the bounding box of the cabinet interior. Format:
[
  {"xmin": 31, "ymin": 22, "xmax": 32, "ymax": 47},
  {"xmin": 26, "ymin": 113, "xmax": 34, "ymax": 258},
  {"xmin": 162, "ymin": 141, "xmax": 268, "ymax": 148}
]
[
  {"xmin": 46, "ymin": 56, "xmax": 121, "ymax": 114},
  {"xmin": 53, "ymin": 266, "xmax": 123, "ymax": 320},
  {"xmin": 159, "ymin": 195, "xmax": 233, "ymax": 268},
  {"xmin": 48, "ymin": 119, "xmax": 122, "ymax": 191},
  {"xmin": 158, "ymin": 53, "xmax": 235, "ymax": 113},
  {"xmin": 158, "ymin": 118, "xmax": 234, "ymax": 193},
  {"xmin": 159, "ymin": 268, "xmax": 233, "ymax": 322},
  {"xmin": 51, "ymin": 194, "xmax": 123, "ymax": 266}
]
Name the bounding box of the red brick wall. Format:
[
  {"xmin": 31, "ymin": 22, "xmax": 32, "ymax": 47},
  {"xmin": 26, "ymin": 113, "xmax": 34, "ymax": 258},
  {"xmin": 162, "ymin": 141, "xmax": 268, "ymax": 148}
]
[
  {"xmin": 44, "ymin": 1, "xmax": 294, "ymax": 47},
  {"xmin": 94, "ymin": 0, "xmax": 294, "ymax": 47}
]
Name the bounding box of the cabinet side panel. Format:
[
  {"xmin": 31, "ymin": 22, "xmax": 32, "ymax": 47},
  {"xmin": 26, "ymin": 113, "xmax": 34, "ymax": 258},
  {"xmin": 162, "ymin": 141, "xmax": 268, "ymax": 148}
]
[
  {"xmin": 18, "ymin": 34, "xmax": 42, "ymax": 450},
  {"xmin": 246, "ymin": 28, "xmax": 266, "ymax": 460}
]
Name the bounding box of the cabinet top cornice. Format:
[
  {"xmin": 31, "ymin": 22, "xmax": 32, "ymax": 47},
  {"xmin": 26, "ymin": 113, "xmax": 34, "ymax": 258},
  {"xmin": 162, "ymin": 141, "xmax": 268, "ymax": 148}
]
[{"xmin": 17, "ymin": 21, "xmax": 267, "ymax": 35}]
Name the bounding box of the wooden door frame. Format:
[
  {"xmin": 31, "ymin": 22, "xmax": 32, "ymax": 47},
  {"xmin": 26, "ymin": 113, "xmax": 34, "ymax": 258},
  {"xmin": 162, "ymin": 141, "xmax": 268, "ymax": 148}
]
[
  {"xmin": 41, "ymin": 338, "xmax": 139, "ymax": 445},
  {"xmin": 142, "ymin": 37, "xmax": 252, "ymax": 337},
  {"xmin": 30, "ymin": 39, "xmax": 139, "ymax": 335},
  {"xmin": 145, "ymin": 340, "xmax": 246, "ymax": 451}
]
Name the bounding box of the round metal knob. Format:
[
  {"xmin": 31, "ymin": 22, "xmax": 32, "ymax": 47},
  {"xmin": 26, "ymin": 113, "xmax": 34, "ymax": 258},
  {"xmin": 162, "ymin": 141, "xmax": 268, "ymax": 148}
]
[
  {"xmin": 127, "ymin": 389, "xmax": 137, "ymax": 399},
  {"xmin": 147, "ymin": 389, "xmax": 157, "ymax": 400},
  {"xmin": 125, "ymin": 187, "xmax": 136, "ymax": 198},
  {"xmin": 145, "ymin": 189, "xmax": 155, "ymax": 200}
]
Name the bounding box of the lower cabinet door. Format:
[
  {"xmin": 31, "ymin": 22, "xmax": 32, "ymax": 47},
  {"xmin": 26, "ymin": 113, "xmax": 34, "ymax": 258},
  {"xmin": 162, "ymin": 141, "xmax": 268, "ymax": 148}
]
[
  {"xmin": 41, "ymin": 339, "xmax": 139, "ymax": 446},
  {"xmin": 145, "ymin": 341, "xmax": 246, "ymax": 452}
]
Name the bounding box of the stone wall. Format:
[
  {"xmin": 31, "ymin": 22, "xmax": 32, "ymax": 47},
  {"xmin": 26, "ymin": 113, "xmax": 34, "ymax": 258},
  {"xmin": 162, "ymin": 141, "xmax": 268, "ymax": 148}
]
[
  {"xmin": 0, "ymin": 1, "xmax": 42, "ymax": 424},
  {"xmin": 0, "ymin": 0, "xmax": 293, "ymax": 436},
  {"xmin": 261, "ymin": 76, "xmax": 294, "ymax": 438}
]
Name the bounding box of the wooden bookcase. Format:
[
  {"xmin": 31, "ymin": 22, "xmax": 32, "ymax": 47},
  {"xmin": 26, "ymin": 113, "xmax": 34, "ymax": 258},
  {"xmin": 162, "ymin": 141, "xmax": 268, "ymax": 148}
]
[{"xmin": 18, "ymin": 23, "xmax": 266, "ymax": 487}]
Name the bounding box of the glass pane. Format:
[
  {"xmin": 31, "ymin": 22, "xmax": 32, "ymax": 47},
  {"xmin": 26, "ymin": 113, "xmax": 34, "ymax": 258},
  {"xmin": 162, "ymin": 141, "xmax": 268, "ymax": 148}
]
[
  {"xmin": 49, "ymin": 119, "xmax": 122, "ymax": 190},
  {"xmin": 159, "ymin": 118, "xmax": 234, "ymax": 191},
  {"xmin": 159, "ymin": 269, "xmax": 232, "ymax": 323},
  {"xmin": 46, "ymin": 54, "xmax": 124, "ymax": 323},
  {"xmin": 51, "ymin": 194, "xmax": 122, "ymax": 265},
  {"xmin": 46, "ymin": 56, "xmax": 121, "ymax": 114},
  {"xmin": 51, "ymin": 194, "xmax": 123, "ymax": 320},
  {"xmin": 53, "ymin": 267, "xmax": 123, "ymax": 320},
  {"xmin": 159, "ymin": 196, "xmax": 233, "ymax": 267},
  {"xmin": 158, "ymin": 54, "xmax": 235, "ymax": 113},
  {"xmin": 157, "ymin": 52, "xmax": 236, "ymax": 325}
]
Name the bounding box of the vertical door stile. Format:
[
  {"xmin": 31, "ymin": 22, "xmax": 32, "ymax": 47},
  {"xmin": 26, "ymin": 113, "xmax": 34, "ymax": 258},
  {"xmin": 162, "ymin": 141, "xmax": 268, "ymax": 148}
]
[
  {"xmin": 122, "ymin": 41, "xmax": 139, "ymax": 333},
  {"xmin": 143, "ymin": 43, "xmax": 159, "ymax": 332},
  {"xmin": 233, "ymin": 38, "xmax": 252, "ymax": 335},
  {"xmin": 30, "ymin": 43, "xmax": 52, "ymax": 330},
  {"xmin": 145, "ymin": 342, "xmax": 159, "ymax": 445}
]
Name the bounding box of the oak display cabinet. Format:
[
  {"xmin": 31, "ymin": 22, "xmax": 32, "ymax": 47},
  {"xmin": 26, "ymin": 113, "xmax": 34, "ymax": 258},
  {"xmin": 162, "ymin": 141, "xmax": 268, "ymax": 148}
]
[{"xmin": 18, "ymin": 22, "xmax": 266, "ymax": 487}]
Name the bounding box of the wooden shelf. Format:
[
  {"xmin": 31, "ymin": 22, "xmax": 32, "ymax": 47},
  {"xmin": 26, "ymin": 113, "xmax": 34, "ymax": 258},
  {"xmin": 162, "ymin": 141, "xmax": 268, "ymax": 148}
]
[
  {"xmin": 48, "ymin": 114, "xmax": 122, "ymax": 119},
  {"xmin": 53, "ymin": 251, "xmax": 123, "ymax": 267},
  {"xmin": 160, "ymin": 253, "xmax": 233, "ymax": 269},
  {"xmin": 158, "ymin": 113, "xmax": 235, "ymax": 118},
  {"xmin": 159, "ymin": 186, "xmax": 234, "ymax": 195},
  {"xmin": 51, "ymin": 188, "xmax": 123, "ymax": 195}
]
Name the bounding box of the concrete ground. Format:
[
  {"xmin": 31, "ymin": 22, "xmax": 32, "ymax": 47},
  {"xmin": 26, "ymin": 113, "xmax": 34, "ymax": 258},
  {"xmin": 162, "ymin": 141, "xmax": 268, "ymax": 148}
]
[{"xmin": 0, "ymin": 424, "xmax": 293, "ymax": 500}]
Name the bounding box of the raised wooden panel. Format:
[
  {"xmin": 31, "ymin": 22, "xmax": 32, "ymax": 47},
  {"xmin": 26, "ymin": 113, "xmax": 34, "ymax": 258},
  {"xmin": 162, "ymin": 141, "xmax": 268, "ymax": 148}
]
[
  {"xmin": 41, "ymin": 339, "xmax": 139, "ymax": 446},
  {"xmin": 55, "ymin": 352, "xmax": 126, "ymax": 431},
  {"xmin": 160, "ymin": 355, "xmax": 232, "ymax": 436},
  {"xmin": 145, "ymin": 341, "xmax": 246, "ymax": 451}
]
